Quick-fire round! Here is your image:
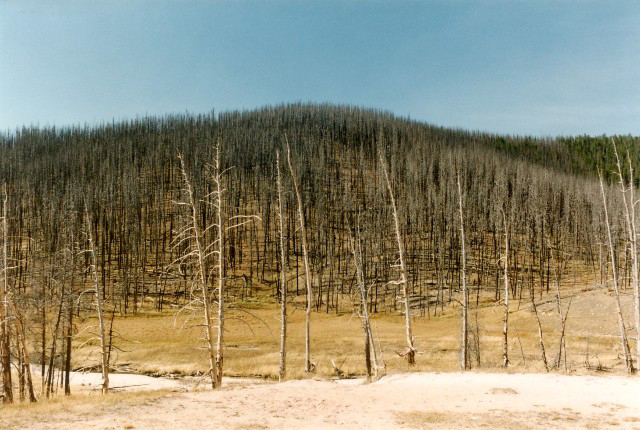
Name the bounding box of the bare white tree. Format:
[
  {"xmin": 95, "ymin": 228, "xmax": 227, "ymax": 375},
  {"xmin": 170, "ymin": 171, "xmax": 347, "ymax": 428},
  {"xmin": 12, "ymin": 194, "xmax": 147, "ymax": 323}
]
[
  {"xmin": 501, "ymin": 210, "xmax": 509, "ymax": 368},
  {"xmin": 350, "ymin": 216, "xmax": 379, "ymax": 380},
  {"xmin": 85, "ymin": 207, "xmax": 109, "ymax": 394},
  {"xmin": 456, "ymin": 172, "xmax": 469, "ymax": 370},
  {"xmin": 599, "ymin": 171, "xmax": 634, "ymax": 373},
  {"xmin": 276, "ymin": 151, "xmax": 287, "ymax": 381},
  {"xmin": 381, "ymin": 155, "xmax": 415, "ymax": 364},
  {"xmin": 212, "ymin": 142, "xmax": 225, "ymax": 387},
  {"xmin": 612, "ymin": 141, "xmax": 640, "ymax": 365},
  {"xmin": 1, "ymin": 185, "xmax": 13, "ymax": 403},
  {"xmin": 175, "ymin": 152, "xmax": 219, "ymax": 389},
  {"xmin": 286, "ymin": 137, "xmax": 315, "ymax": 373}
]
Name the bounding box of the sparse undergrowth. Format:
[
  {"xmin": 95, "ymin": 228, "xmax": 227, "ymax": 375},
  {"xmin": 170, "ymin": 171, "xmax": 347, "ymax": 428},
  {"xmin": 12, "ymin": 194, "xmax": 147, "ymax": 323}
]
[
  {"xmin": 72, "ymin": 283, "xmax": 636, "ymax": 380},
  {"xmin": 0, "ymin": 389, "xmax": 173, "ymax": 429}
]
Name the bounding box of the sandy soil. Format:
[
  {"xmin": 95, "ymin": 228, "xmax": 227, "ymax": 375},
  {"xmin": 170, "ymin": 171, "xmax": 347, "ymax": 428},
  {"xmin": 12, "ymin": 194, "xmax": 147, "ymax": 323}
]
[{"xmin": 20, "ymin": 371, "xmax": 640, "ymax": 430}]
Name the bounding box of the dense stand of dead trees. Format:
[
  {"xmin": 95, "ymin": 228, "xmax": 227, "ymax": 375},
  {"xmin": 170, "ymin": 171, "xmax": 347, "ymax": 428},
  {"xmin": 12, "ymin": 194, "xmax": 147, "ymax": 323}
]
[{"xmin": 1, "ymin": 104, "xmax": 639, "ymax": 402}]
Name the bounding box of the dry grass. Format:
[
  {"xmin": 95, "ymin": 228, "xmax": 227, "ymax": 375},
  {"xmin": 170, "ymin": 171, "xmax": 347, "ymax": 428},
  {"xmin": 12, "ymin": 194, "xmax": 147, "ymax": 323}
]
[
  {"xmin": 72, "ymin": 282, "xmax": 637, "ymax": 379},
  {"xmin": 0, "ymin": 389, "xmax": 172, "ymax": 429}
]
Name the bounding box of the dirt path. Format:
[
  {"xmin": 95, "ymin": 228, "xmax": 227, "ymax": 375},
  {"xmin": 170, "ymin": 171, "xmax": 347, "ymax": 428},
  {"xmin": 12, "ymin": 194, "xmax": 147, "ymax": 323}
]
[{"xmin": 24, "ymin": 372, "xmax": 640, "ymax": 429}]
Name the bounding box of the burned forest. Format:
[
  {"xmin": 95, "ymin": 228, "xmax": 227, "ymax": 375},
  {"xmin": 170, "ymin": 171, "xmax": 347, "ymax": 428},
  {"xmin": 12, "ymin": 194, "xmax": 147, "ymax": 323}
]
[{"xmin": 1, "ymin": 103, "xmax": 639, "ymax": 403}]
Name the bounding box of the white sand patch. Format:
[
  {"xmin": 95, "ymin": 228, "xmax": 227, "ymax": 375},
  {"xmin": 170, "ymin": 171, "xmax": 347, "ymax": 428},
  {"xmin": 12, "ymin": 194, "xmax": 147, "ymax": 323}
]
[{"xmin": 22, "ymin": 371, "xmax": 640, "ymax": 429}]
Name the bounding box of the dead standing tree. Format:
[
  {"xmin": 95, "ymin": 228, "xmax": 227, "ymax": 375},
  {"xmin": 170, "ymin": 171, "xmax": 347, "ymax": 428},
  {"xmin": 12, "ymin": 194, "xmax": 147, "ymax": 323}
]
[
  {"xmin": 551, "ymin": 249, "xmax": 571, "ymax": 371},
  {"xmin": 350, "ymin": 215, "xmax": 379, "ymax": 380},
  {"xmin": 9, "ymin": 301, "xmax": 37, "ymax": 402},
  {"xmin": 286, "ymin": 137, "xmax": 315, "ymax": 373},
  {"xmin": 598, "ymin": 171, "xmax": 634, "ymax": 373},
  {"xmin": 456, "ymin": 172, "xmax": 469, "ymax": 370},
  {"xmin": 1, "ymin": 185, "xmax": 13, "ymax": 403},
  {"xmin": 276, "ymin": 152, "xmax": 287, "ymax": 381},
  {"xmin": 501, "ymin": 210, "xmax": 510, "ymax": 368},
  {"xmin": 612, "ymin": 140, "xmax": 640, "ymax": 366},
  {"xmin": 212, "ymin": 142, "xmax": 226, "ymax": 387},
  {"xmin": 175, "ymin": 152, "xmax": 218, "ymax": 389},
  {"xmin": 174, "ymin": 140, "xmax": 250, "ymax": 389},
  {"xmin": 381, "ymin": 154, "xmax": 415, "ymax": 364},
  {"xmin": 85, "ymin": 207, "xmax": 110, "ymax": 394}
]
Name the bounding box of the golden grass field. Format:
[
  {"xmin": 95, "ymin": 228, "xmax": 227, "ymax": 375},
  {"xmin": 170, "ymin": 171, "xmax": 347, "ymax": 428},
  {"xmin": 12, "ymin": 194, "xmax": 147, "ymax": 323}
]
[
  {"xmin": 0, "ymin": 388, "xmax": 172, "ymax": 429},
  {"xmin": 3, "ymin": 277, "xmax": 639, "ymax": 430},
  {"xmin": 72, "ymin": 282, "xmax": 637, "ymax": 380}
]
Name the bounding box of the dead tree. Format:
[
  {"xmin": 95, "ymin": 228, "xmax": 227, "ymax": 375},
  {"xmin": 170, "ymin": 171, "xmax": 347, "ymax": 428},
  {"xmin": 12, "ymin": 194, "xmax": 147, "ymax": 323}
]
[
  {"xmin": 530, "ymin": 290, "xmax": 549, "ymax": 372},
  {"xmin": 599, "ymin": 171, "xmax": 634, "ymax": 373},
  {"xmin": 1, "ymin": 185, "xmax": 13, "ymax": 403},
  {"xmin": 85, "ymin": 207, "xmax": 109, "ymax": 394},
  {"xmin": 212, "ymin": 142, "xmax": 225, "ymax": 387},
  {"xmin": 613, "ymin": 141, "xmax": 640, "ymax": 365},
  {"xmin": 456, "ymin": 172, "xmax": 469, "ymax": 370},
  {"xmin": 9, "ymin": 302, "xmax": 36, "ymax": 402},
  {"xmin": 551, "ymin": 252, "xmax": 571, "ymax": 371},
  {"xmin": 350, "ymin": 217, "xmax": 379, "ymax": 380},
  {"xmin": 276, "ymin": 152, "xmax": 287, "ymax": 381},
  {"xmin": 381, "ymin": 155, "xmax": 415, "ymax": 364},
  {"xmin": 501, "ymin": 210, "xmax": 509, "ymax": 368},
  {"xmin": 286, "ymin": 137, "xmax": 314, "ymax": 372},
  {"xmin": 176, "ymin": 153, "xmax": 218, "ymax": 389}
]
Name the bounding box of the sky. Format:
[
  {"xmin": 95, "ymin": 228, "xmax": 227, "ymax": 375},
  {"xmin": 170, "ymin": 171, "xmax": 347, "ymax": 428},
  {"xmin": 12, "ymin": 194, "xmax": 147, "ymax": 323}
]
[{"xmin": 1, "ymin": 0, "xmax": 639, "ymax": 136}]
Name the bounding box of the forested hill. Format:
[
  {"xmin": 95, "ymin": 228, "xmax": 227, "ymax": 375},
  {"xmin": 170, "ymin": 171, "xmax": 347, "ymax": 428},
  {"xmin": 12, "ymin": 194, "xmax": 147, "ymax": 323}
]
[
  {"xmin": 1, "ymin": 104, "xmax": 638, "ymax": 186},
  {"xmin": 0, "ymin": 103, "xmax": 636, "ymax": 318}
]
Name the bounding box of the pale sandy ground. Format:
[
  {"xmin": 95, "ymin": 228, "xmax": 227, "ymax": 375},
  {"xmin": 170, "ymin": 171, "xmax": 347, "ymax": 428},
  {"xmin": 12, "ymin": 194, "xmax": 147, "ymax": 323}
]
[{"xmin": 22, "ymin": 371, "xmax": 640, "ymax": 430}]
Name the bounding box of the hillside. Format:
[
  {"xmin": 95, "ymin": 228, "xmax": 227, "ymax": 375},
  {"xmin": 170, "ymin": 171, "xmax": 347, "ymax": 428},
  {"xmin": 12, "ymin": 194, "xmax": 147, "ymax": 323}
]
[{"xmin": 0, "ymin": 103, "xmax": 639, "ymax": 401}]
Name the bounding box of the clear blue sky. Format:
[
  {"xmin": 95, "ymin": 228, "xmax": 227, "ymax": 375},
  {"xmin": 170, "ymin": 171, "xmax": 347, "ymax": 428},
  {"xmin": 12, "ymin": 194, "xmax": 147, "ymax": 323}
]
[{"xmin": 1, "ymin": 0, "xmax": 638, "ymax": 136}]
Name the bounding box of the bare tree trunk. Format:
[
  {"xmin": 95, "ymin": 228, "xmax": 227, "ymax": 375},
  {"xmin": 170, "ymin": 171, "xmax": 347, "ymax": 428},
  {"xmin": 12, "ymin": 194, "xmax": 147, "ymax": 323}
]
[
  {"xmin": 530, "ymin": 293, "xmax": 549, "ymax": 372},
  {"xmin": 9, "ymin": 303, "xmax": 36, "ymax": 402},
  {"xmin": 65, "ymin": 251, "xmax": 75, "ymax": 396},
  {"xmin": 457, "ymin": 173, "xmax": 469, "ymax": 370},
  {"xmin": 177, "ymin": 154, "xmax": 218, "ymax": 389},
  {"xmin": 85, "ymin": 208, "xmax": 109, "ymax": 394},
  {"xmin": 46, "ymin": 287, "xmax": 65, "ymax": 398},
  {"xmin": 552, "ymin": 256, "xmax": 570, "ymax": 371},
  {"xmin": 64, "ymin": 296, "xmax": 73, "ymax": 395},
  {"xmin": 599, "ymin": 172, "xmax": 634, "ymax": 373},
  {"xmin": 502, "ymin": 210, "xmax": 509, "ymax": 368},
  {"xmin": 613, "ymin": 141, "xmax": 640, "ymax": 364},
  {"xmin": 351, "ymin": 218, "xmax": 379, "ymax": 380},
  {"xmin": 276, "ymin": 152, "xmax": 287, "ymax": 381},
  {"xmin": 381, "ymin": 155, "xmax": 415, "ymax": 364},
  {"xmin": 286, "ymin": 138, "xmax": 314, "ymax": 372},
  {"xmin": 213, "ymin": 141, "xmax": 225, "ymax": 388},
  {"xmin": 1, "ymin": 185, "xmax": 13, "ymax": 403}
]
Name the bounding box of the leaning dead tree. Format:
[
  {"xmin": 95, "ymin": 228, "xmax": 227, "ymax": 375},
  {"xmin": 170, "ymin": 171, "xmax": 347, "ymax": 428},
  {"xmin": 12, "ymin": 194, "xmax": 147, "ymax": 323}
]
[
  {"xmin": 381, "ymin": 154, "xmax": 415, "ymax": 365},
  {"xmin": 286, "ymin": 137, "xmax": 314, "ymax": 373},
  {"xmin": 350, "ymin": 216, "xmax": 379, "ymax": 380},
  {"xmin": 599, "ymin": 171, "xmax": 634, "ymax": 373},
  {"xmin": 276, "ymin": 152, "xmax": 287, "ymax": 381},
  {"xmin": 85, "ymin": 207, "xmax": 110, "ymax": 394},
  {"xmin": 456, "ymin": 172, "xmax": 469, "ymax": 370},
  {"xmin": 1, "ymin": 185, "xmax": 13, "ymax": 403},
  {"xmin": 530, "ymin": 264, "xmax": 549, "ymax": 371},
  {"xmin": 612, "ymin": 140, "xmax": 640, "ymax": 366}
]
